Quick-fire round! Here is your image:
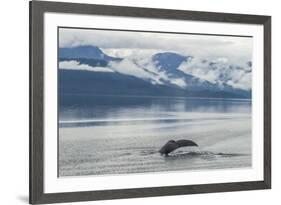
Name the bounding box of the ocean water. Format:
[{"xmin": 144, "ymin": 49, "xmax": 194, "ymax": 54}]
[{"xmin": 58, "ymin": 95, "xmax": 252, "ymax": 177}]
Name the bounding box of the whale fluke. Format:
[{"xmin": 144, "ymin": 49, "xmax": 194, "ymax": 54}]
[{"xmin": 159, "ymin": 139, "xmax": 198, "ymax": 156}]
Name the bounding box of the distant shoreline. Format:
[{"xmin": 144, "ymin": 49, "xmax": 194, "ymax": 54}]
[{"xmin": 60, "ymin": 93, "xmax": 252, "ymax": 102}]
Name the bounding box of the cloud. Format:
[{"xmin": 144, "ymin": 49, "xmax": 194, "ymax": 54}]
[
  {"xmin": 59, "ymin": 61, "xmax": 113, "ymax": 72},
  {"xmin": 102, "ymin": 48, "xmax": 160, "ymax": 59},
  {"xmin": 178, "ymin": 57, "xmax": 252, "ymax": 90},
  {"xmin": 109, "ymin": 59, "xmax": 154, "ymax": 81},
  {"xmin": 108, "ymin": 57, "xmax": 185, "ymax": 87},
  {"xmin": 59, "ymin": 28, "xmax": 253, "ymax": 64},
  {"xmin": 227, "ymin": 72, "xmax": 252, "ymax": 90},
  {"xmin": 172, "ymin": 78, "xmax": 186, "ymax": 88},
  {"xmin": 59, "ymin": 57, "xmax": 188, "ymax": 88},
  {"xmin": 58, "ymin": 26, "xmax": 252, "ymax": 91},
  {"xmin": 113, "ymin": 56, "xmax": 187, "ymax": 88},
  {"xmin": 59, "ymin": 55, "xmax": 252, "ymax": 91}
]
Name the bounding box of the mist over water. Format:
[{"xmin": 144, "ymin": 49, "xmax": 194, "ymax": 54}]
[{"xmin": 59, "ymin": 95, "xmax": 251, "ymax": 177}]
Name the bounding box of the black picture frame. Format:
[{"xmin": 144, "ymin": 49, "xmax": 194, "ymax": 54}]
[{"xmin": 29, "ymin": 1, "xmax": 271, "ymax": 204}]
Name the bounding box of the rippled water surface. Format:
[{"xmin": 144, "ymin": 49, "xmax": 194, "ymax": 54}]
[{"xmin": 59, "ymin": 96, "xmax": 251, "ymax": 177}]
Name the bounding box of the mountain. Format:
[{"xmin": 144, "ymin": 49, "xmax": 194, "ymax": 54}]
[
  {"xmin": 59, "ymin": 70, "xmax": 246, "ymax": 106},
  {"xmin": 152, "ymin": 52, "xmax": 192, "ymax": 71},
  {"xmin": 59, "ymin": 45, "xmax": 121, "ymax": 61},
  {"xmin": 151, "ymin": 52, "xmax": 219, "ymax": 90},
  {"xmin": 58, "ymin": 45, "xmax": 251, "ymax": 99},
  {"xmin": 177, "ymin": 57, "xmax": 252, "ymax": 93},
  {"xmin": 151, "ymin": 52, "xmax": 250, "ymax": 97}
]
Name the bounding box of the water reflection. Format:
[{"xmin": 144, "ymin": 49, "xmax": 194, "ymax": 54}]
[
  {"xmin": 59, "ymin": 95, "xmax": 252, "ymax": 176},
  {"xmin": 59, "ymin": 95, "xmax": 251, "ymax": 122}
]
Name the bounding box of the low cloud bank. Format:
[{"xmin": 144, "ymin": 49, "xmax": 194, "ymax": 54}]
[{"xmin": 59, "ymin": 53, "xmax": 251, "ymax": 91}]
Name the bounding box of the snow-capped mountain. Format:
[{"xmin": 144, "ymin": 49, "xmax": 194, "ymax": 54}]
[
  {"xmin": 59, "ymin": 45, "xmax": 251, "ymax": 99},
  {"xmin": 178, "ymin": 57, "xmax": 252, "ymax": 91}
]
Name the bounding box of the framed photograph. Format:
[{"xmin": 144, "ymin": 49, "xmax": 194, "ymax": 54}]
[{"xmin": 29, "ymin": 1, "xmax": 271, "ymax": 204}]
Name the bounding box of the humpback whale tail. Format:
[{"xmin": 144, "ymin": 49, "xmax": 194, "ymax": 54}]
[{"xmin": 159, "ymin": 139, "xmax": 198, "ymax": 156}]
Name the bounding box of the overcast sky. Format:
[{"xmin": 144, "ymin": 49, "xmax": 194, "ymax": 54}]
[{"xmin": 59, "ymin": 28, "xmax": 253, "ymax": 64}]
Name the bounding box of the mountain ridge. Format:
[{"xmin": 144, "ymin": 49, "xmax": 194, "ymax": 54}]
[{"xmin": 59, "ymin": 45, "xmax": 252, "ymax": 99}]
